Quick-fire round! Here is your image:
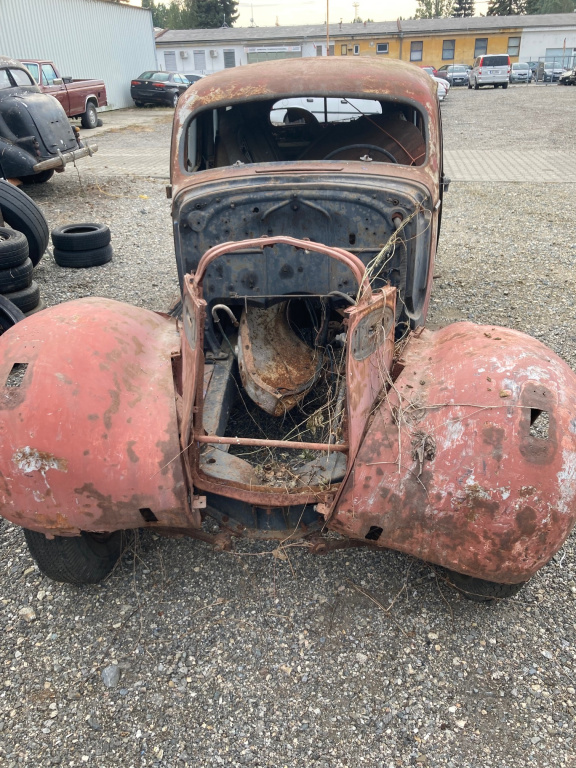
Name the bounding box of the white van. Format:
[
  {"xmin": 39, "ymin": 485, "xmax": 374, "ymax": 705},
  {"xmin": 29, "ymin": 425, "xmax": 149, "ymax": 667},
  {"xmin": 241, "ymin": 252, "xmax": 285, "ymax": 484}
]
[{"xmin": 468, "ymin": 54, "xmax": 511, "ymax": 89}]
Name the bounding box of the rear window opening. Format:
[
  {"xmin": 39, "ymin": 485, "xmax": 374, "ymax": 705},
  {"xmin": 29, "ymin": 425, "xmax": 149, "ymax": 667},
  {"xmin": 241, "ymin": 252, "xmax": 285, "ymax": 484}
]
[
  {"xmin": 184, "ymin": 96, "xmax": 427, "ymax": 172},
  {"xmin": 481, "ymin": 55, "xmax": 509, "ymax": 67}
]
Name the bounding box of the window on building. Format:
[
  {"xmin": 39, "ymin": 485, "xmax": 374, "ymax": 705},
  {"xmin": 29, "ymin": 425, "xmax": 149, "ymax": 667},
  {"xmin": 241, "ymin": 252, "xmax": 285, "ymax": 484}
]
[
  {"xmin": 353, "ymin": 44, "xmax": 360, "ymax": 55},
  {"xmin": 474, "ymin": 38, "xmax": 488, "ymax": 58},
  {"xmin": 223, "ymin": 50, "xmax": 236, "ymax": 68},
  {"xmin": 164, "ymin": 51, "xmax": 176, "ymax": 71},
  {"xmin": 193, "ymin": 50, "xmax": 206, "ymax": 70},
  {"xmin": 316, "ymin": 45, "xmax": 323, "ymax": 56},
  {"xmin": 508, "ymin": 37, "xmax": 520, "ymax": 57},
  {"xmin": 376, "ymin": 43, "xmax": 389, "ymax": 55},
  {"xmin": 410, "ymin": 41, "xmax": 423, "ymax": 62},
  {"xmin": 442, "ymin": 40, "xmax": 455, "ymax": 60},
  {"xmin": 341, "ymin": 44, "xmax": 348, "ymax": 56}
]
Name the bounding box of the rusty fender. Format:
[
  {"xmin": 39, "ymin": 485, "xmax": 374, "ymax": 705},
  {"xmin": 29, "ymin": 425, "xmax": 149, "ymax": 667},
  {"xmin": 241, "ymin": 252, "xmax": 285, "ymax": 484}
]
[
  {"xmin": 0, "ymin": 298, "xmax": 192, "ymax": 536},
  {"xmin": 329, "ymin": 323, "xmax": 576, "ymax": 584}
]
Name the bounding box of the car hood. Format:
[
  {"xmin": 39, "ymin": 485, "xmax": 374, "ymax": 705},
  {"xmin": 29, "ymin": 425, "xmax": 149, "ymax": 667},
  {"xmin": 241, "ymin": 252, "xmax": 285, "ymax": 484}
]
[{"xmin": 0, "ymin": 89, "xmax": 77, "ymax": 155}]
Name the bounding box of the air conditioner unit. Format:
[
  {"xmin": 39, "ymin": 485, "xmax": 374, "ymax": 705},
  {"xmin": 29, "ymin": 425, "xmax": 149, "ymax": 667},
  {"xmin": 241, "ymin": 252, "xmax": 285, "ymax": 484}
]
[
  {"xmin": 180, "ymin": 51, "xmax": 189, "ymax": 59},
  {"xmin": 209, "ymin": 49, "xmax": 218, "ymax": 58}
]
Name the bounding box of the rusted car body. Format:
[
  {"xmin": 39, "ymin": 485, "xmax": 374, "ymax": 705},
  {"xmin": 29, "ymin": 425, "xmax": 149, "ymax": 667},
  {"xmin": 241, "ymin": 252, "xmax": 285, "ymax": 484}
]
[
  {"xmin": 1, "ymin": 58, "xmax": 576, "ymax": 597},
  {"xmin": 0, "ymin": 56, "xmax": 97, "ymax": 182}
]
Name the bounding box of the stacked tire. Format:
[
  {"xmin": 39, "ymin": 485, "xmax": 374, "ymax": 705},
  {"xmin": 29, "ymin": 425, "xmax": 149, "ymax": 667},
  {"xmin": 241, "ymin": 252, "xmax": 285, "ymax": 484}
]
[
  {"xmin": 51, "ymin": 223, "xmax": 113, "ymax": 268},
  {"xmin": 0, "ymin": 227, "xmax": 43, "ymax": 315}
]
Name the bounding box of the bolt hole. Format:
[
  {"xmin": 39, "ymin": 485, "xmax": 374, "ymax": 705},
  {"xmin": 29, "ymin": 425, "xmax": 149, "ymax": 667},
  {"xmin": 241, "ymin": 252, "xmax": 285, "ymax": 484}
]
[
  {"xmin": 365, "ymin": 525, "xmax": 383, "ymax": 541},
  {"xmin": 349, "ymin": 233, "xmax": 356, "ymax": 245}
]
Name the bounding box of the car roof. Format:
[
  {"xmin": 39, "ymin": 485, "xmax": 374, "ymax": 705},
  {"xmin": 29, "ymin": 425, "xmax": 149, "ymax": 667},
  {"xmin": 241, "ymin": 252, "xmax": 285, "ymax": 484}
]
[
  {"xmin": 0, "ymin": 55, "xmax": 30, "ymax": 72},
  {"xmin": 185, "ymin": 57, "xmax": 436, "ymax": 110}
]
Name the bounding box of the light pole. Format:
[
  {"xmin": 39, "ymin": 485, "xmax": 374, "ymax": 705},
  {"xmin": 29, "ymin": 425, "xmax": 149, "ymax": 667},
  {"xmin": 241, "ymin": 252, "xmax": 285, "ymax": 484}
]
[{"xmin": 326, "ymin": 0, "xmax": 330, "ymax": 55}]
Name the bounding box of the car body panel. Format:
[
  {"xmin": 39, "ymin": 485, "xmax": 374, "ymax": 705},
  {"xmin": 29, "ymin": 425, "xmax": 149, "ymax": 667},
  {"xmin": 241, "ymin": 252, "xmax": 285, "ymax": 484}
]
[
  {"xmin": 1, "ymin": 57, "xmax": 576, "ymax": 589},
  {"xmin": 0, "ymin": 56, "xmax": 93, "ymax": 180}
]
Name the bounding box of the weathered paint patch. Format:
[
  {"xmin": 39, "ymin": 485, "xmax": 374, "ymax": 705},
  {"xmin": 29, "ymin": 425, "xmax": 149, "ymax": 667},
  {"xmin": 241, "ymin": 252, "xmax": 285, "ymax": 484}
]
[{"xmin": 12, "ymin": 447, "xmax": 68, "ymax": 474}]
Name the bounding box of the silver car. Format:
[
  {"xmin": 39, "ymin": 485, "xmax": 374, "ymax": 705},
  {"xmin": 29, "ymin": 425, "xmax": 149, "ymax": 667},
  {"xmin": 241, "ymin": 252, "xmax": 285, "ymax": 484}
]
[{"xmin": 509, "ymin": 62, "xmax": 532, "ymax": 83}]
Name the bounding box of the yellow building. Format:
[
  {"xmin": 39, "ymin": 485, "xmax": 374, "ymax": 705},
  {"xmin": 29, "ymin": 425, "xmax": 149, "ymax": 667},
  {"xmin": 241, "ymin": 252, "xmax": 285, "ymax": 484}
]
[{"xmin": 334, "ymin": 17, "xmax": 525, "ymax": 67}]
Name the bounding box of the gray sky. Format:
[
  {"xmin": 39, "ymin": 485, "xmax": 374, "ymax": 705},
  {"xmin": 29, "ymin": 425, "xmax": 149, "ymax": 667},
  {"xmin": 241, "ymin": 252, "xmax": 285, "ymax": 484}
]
[{"xmin": 235, "ymin": 1, "xmax": 489, "ymax": 27}]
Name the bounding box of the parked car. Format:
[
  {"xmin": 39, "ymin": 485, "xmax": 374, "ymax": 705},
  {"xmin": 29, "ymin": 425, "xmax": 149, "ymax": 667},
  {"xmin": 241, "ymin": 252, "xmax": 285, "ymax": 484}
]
[
  {"xmin": 130, "ymin": 71, "xmax": 189, "ymax": 107},
  {"xmin": 183, "ymin": 73, "xmax": 204, "ymax": 84},
  {"xmin": 419, "ymin": 65, "xmax": 437, "ymax": 76},
  {"xmin": 538, "ymin": 61, "xmax": 565, "ymax": 82},
  {"xmin": 436, "ymin": 64, "xmax": 469, "ymax": 86},
  {"xmin": 559, "ymin": 67, "xmax": 576, "ymax": 85},
  {"xmin": 431, "ymin": 74, "xmax": 449, "ymax": 100},
  {"xmin": 20, "ymin": 60, "xmax": 107, "ymax": 129},
  {"xmin": 0, "ymin": 56, "xmax": 97, "ymax": 183},
  {"xmin": 509, "ymin": 62, "xmax": 532, "ymax": 83},
  {"xmin": 469, "ymin": 54, "xmax": 511, "ymax": 89},
  {"xmin": 2, "ymin": 57, "xmax": 576, "ymax": 605}
]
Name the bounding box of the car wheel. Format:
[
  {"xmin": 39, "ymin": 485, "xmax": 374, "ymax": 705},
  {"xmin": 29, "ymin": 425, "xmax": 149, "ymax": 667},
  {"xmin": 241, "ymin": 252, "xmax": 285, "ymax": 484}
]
[
  {"xmin": 0, "ymin": 226, "xmax": 29, "ymax": 269},
  {"xmin": 19, "ymin": 170, "xmax": 55, "ymax": 185},
  {"xmin": 0, "ymin": 257, "xmax": 33, "ymax": 293},
  {"xmin": 171, "ymin": 91, "xmax": 179, "ymax": 108},
  {"xmin": 134, "ymin": 100, "xmax": 145, "ymax": 107},
  {"xmin": 474, "ymin": 79, "xmax": 479, "ymax": 90},
  {"xmin": 53, "ymin": 243, "xmax": 113, "ymax": 268},
  {"xmin": 2, "ymin": 281, "xmax": 41, "ymax": 313},
  {"xmin": 51, "ymin": 222, "xmax": 111, "ymax": 251},
  {"xmin": 467, "ymin": 80, "xmax": 472, "ymax": 89},
  {"xmin": 0, "ymin": 181, "xmax": 49, "ymax": 267},
  {"xmin": 80, "ymin": 102, "xmax": 98, "ymax": 130},
  {"xmin": 0, "ymin": 294, "xmax": 25, "ymax": 335},
  {"xmin": 502, "ymin": 82, "xmax": 508, "ymax": 89},
  {"xmin": 23, "ymin": 529, "xmax": 128, "ymax": 585},
  {"xmin": 445, "ymin": 570, "xmax": 525, "ymax": 602}
]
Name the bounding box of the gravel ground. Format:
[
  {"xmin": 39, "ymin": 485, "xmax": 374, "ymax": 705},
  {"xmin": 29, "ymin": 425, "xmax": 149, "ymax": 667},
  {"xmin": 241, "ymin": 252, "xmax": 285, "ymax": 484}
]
[{"xmin": 1, "ymin": 86, "xmax": 576, "ymax": 768}]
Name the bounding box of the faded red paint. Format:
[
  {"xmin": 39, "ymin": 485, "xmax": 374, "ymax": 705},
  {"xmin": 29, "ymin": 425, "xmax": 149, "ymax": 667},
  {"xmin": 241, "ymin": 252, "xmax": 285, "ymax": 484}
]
[
  {"xmin": 0, "ymin": 298, "xmax": 191, "ymax": 536},
  {"xmin": 329, "ymin": 323, "xmax": 576, "ymax": 583}
]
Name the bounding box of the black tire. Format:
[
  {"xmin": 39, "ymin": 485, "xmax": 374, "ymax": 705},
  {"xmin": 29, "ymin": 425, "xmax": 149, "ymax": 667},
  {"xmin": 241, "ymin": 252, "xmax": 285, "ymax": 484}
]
[
  {"xmin": 502, "ymin": 83, "xmax": 508, "ymax": 89},
  {"xmin": 0, "ymin": 294, "xmax": 25, "ymax": 335},
  {"xmin": 19, "ymin": 170, "xmax": 55, "ymax": 185},
  {"xmin": 24, "ymin": 297, "xmax": 46, "ymax": 316},
  {"xmin": 51, "ymin": 223, "xmax": 111, "ymax": 252},
  {"xmin": 134, "ymin": 101, "xmax": 145, "ymax": 107},
  {"xmin": 0, "ymin": 226, "xmax": 29, "ymax": 268},
  {"xmin": 3, "ymin": 281, "xmax": 41, "ymax": 313},
  {"xmin": 474, "ymin": 80, "xmax": 479, "ymax": 90},
  {"xmin": 0, "ymin": 257, "xmax": 33, "ymax": 292},
  {"xmin": 445, "ymin": 570, "xmax": 525, "ymax": 602},
  {"xmin": 0, "ymin": 179, "xmax": 49, "ymax": 267},
  {"xmin": 23, "ymin": 529, "xmax": 126, "ymax": 585},
  {"xmin": 80, "ymin": 102, "xmax": 98, "ymax": 130},
  {"xmin": 53, "ymin": 243, "xmax": 113, "ymax": 268}
]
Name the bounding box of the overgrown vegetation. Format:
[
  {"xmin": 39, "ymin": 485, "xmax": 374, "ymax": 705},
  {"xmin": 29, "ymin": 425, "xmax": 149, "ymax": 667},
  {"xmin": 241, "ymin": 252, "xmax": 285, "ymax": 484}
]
[{"xmin": 142, "ymin": 0, "xmax": 239, "ymax": 29}]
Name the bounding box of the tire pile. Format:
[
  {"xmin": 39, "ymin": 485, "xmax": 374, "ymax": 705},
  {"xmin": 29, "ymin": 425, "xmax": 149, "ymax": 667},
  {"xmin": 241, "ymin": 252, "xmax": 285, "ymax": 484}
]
[
  {"xmin": 51, "ymin": 223, "xmax": 113, "ymax": 268},
  {"xmin": 0, "ymin": 179, "xmax": 48, "ymax": 318}
]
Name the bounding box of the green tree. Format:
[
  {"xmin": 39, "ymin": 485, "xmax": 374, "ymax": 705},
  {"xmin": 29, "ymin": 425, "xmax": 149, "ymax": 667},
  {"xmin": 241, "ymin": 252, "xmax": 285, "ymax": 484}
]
[
  {"xmin": 415, "ymin": 0, "xmax": 455, "ymax": 18},
  {"xmin": 486, "ymin": 0, "xmax": 524, "ymax": 14},
  {"xmin": 193, "ymin": 0, "xmax": 239, "ymax": 27},
  {"xmin": 452, "ymin": 0, "xmax": 475, "ymax": 15},
  {"xmin": 523, "ymin": 0, "xmax": 540, "ymax": 11},
  {"xmin": 537, "ymin": 0, "xmax": 575, "ymax": 11}
]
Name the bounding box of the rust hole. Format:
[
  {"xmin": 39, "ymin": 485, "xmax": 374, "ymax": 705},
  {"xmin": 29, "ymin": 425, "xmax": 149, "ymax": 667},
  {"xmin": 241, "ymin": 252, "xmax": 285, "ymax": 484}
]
[
  {"xmin": 139, "ymin": 508, "xmax": 158, "ymax": 522},
  {"xmin": 530, "ymin": 410, "xmax": 549, "ymax": 440},
  {"xmin": 5, "ymin": 363, "xmax": 28, "ymax": 388},
  {"xmin": 365, "ymin": 525, "xmax": 383, "ymax": 541},
  {"xmin": 206, "ymin": 457, "xmax": 216, "ymax": 464},
  {"xmin": 349, "ymin": 233, "xmax": 356, "ymax": 245}
]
